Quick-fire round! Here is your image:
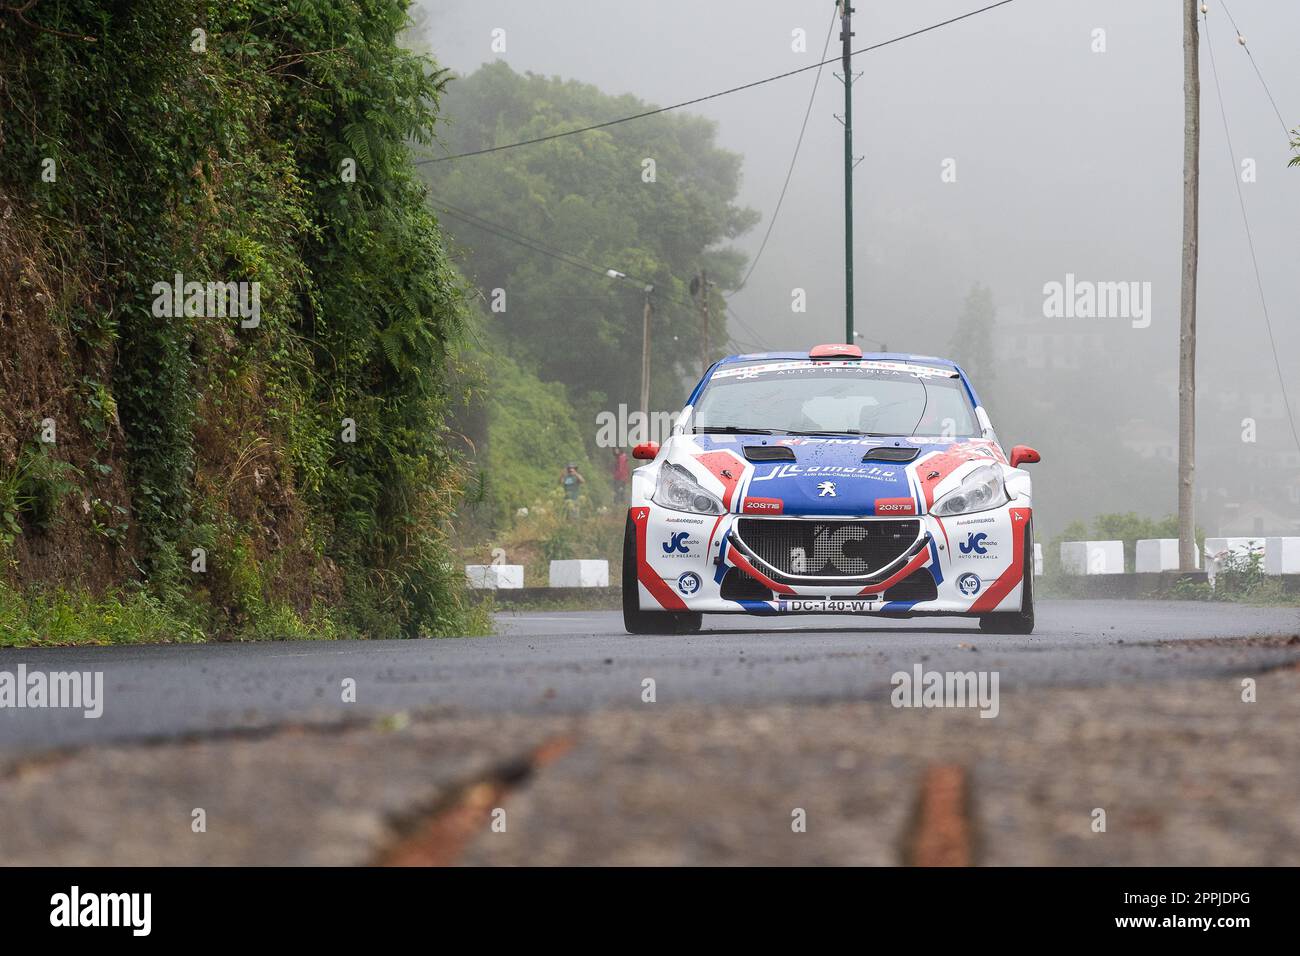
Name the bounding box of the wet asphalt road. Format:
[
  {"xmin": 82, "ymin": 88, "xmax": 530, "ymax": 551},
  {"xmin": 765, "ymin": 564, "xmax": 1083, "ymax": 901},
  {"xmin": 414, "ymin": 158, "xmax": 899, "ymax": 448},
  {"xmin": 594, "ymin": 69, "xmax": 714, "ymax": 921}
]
[{"xmin": 1, "ymin": 599, "xmax": 1297, "ymax": 757}]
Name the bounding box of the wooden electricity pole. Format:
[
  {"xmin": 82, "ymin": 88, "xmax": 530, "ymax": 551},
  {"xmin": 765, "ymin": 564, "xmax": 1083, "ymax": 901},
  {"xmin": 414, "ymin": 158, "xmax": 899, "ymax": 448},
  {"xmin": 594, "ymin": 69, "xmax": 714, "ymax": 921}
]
[
  {"xmin": 1178, "ymin": 0, "xmax": 1200, "ymax": 570},
  {"xmin": 692, "ymin": 270, "xmax": 712, "ymax": 376}
]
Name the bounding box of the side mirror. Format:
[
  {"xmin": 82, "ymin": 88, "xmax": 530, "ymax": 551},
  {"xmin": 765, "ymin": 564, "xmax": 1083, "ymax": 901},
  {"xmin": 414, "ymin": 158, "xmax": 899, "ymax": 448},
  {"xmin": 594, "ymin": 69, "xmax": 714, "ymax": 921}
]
[
  {"xmin": 1009, "ymin": 445, "xmax": 1041, "ymax": 468},
  {"xmin": 632, "ymin": 441, "xmax": 660, "ymax": 460}
]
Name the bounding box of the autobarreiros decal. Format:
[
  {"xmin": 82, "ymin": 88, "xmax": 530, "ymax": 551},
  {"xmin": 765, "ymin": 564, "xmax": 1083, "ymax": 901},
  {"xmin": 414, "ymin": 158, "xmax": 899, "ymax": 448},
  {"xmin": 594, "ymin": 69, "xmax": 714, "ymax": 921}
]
[{"xmin": 709, "ymin": 360, "xmax": 957, "ymax": 380}]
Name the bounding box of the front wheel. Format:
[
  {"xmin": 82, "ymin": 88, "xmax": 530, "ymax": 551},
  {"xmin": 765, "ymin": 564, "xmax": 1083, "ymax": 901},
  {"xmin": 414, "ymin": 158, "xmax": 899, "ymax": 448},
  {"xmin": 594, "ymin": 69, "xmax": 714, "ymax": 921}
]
[
  {"xmin": 622, "ymin": 516, "xmax": 703, "ymax": 635},
  {"xmin": 978, "ymin": 520, "xmax": 1035, "ymax": 635}
]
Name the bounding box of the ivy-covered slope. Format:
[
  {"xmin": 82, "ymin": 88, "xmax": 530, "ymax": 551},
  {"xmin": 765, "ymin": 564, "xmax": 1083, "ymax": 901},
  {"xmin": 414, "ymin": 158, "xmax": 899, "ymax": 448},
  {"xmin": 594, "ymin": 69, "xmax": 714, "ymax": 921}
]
[{"xmin": 0, "ymin": 1, "xmax": 480, "ymax": 639}]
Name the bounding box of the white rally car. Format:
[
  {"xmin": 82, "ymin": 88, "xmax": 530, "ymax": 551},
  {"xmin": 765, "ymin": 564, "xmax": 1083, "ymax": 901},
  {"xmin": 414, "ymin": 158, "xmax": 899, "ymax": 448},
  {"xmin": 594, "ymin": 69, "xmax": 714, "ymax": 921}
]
[{"xmin": 622, "ymin": 344, "xmax": 1041, "ymax": 635}]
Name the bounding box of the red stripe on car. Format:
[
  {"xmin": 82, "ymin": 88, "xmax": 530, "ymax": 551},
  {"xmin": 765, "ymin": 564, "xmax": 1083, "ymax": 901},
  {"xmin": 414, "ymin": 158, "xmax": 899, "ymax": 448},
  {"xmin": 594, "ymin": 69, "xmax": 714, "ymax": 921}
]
[
  {"xmin": 692, "ymin": 451, "xmax": 746, "ymax": 509},
  {"xmin": 727, "ymin": 546, "xmax": 796, "ymax": 596},
  {"xmin": 969, "ymin": 507, "xmax": 1031, "ymax": 613},
  {"xmin": 631, "ymin": 508, "xmax": 687, "ymax": 610},
  {"xmin": 858, "ymin": 544, "xmax": 931, "ymax": 596}
]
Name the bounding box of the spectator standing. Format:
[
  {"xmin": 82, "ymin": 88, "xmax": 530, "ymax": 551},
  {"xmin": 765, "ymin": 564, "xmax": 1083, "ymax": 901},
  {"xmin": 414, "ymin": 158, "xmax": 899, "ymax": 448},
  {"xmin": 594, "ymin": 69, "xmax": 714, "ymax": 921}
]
[
  {"xmin": 561, "ymin": 462, "xmax": 586, "ymax": 518},
  {"xmin": 611, "ymin": 448, "xmax": 630, "ymax": 505}
]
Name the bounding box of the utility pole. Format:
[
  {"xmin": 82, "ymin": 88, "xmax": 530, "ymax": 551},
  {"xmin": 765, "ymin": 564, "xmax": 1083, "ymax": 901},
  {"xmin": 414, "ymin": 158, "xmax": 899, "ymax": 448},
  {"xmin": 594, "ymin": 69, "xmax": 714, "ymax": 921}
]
[
  {"xmin": 692, "ymin": 270, "xmax": 712, "ymax": 376},
  {"xmin": 1178, "ymin": 0, "xmax": 1200, "ymax": 570},
  {"xmin": 839, "ymin": 0, "xmax": 856, "ymax": 345},
  {"xmin": 640, "ymin": 284, "xmax": 654, "ymax": 415}
]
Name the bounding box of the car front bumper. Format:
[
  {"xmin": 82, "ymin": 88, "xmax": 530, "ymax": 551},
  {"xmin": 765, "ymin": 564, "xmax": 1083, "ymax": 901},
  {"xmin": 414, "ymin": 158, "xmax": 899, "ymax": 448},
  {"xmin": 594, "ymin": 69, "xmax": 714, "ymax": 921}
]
[{"xmin": 629, "ymin": 502, "xmax": 1031, "ymax": 616}]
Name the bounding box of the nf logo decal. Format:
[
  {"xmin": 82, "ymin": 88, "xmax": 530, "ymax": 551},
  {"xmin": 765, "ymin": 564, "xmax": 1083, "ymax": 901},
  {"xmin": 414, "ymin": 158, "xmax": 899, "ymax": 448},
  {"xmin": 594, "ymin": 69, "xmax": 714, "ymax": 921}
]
[
  {"xmin": 959, "ymin": 532, "xmax": 989, "ymax": 555},
  {"xmin": 663, "ymin": 532, "xmax": 691, "ymax": 554},
  {"xmin": 957, "ymin": 572, "xmax": 982, "ymax": 596},
  {"xmin": 817, "ymin": 481, "xmax": 837, "ymax": 497},
  {"xmin": 677, "ymin": 571, "xmax": 701, "ymax": 595}
]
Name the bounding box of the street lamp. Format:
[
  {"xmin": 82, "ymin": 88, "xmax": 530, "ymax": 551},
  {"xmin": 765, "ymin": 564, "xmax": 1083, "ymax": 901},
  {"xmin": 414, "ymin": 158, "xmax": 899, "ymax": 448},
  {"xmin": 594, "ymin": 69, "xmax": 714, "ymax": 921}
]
[{"xmin": 606, "ymin": 269, "xmax": 655, "ymax": 415}]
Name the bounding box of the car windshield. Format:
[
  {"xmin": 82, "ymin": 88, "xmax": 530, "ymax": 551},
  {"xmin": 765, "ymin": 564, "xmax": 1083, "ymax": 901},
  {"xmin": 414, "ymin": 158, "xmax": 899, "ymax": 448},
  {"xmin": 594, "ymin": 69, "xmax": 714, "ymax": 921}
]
[{"xmin": 690, "ymin": 360, "xmax": 980, "ymax": 438}]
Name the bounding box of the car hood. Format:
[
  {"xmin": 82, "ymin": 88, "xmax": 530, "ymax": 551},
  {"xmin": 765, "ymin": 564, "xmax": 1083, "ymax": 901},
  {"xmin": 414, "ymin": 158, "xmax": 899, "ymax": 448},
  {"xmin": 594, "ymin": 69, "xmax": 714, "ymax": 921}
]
[{"xmin": 670, "ymin": 433, "xmax": 1005, "ymax": 516}]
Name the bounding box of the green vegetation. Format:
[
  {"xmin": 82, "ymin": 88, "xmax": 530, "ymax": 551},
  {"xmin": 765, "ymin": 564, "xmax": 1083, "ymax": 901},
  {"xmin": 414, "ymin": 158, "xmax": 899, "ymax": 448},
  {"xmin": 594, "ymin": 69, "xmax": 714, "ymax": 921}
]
[
  {"xmin": 424, "ymin": 62, "xmax": 756, "ymax": 567},
  {"xmin": 0, "ymin": 1, "xmax": 486, "ymax": 641},
  {"xmin": 0, "ymin": 581, "xmax": 205, "ymax": 647},
  {"xmin": 480, "ymin": 355, "xmax": 609, "ymax": 527}
]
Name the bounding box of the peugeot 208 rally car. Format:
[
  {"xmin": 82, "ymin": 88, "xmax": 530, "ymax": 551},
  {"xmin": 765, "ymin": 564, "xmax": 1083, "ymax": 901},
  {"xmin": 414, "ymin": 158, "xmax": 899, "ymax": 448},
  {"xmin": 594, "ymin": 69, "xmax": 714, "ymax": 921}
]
[{"xmin": 622, "ymin": 344, "xmax": 1041, "ymax": 635}]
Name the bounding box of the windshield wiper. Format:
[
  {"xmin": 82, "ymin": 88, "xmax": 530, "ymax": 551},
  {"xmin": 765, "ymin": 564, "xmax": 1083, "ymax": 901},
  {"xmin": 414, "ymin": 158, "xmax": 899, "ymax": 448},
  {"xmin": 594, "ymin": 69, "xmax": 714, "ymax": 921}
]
[
  {"xmin": 693, "ymin": 425, "xmax": 774, "ymax": 434},
  {"xmin": 784, "ymin": 429, "xmax": 896, "ymax": 437}
]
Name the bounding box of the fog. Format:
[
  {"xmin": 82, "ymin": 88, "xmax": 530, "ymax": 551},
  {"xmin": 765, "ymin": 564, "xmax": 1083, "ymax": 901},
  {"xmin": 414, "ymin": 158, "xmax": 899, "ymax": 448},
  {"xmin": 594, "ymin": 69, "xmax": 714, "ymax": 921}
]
[{"xmin": 416, "ymin": 0, "xmax": 1300, "ymax": 538}]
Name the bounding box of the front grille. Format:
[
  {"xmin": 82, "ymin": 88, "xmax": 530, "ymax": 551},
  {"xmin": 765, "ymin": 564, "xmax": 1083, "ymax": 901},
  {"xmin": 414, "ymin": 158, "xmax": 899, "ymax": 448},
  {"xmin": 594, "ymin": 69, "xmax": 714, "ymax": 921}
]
[
  {"xmin": 883, "ymin": 567, "xmax": 938, "ymax": 603},
  {"xmin": 719, "ymin": 567, "xmax": 773, "ymax": 602},
  {"xmin": 734, "ymin": 518, "xmax": 920, "ymax": 580}
]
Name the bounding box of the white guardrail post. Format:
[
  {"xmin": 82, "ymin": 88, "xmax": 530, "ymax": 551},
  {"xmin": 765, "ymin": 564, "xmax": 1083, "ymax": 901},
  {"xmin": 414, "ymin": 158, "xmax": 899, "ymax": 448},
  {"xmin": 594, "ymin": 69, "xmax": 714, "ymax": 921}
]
[
  {"xmin": 1135, "ymin": 538, "xmax": 1196, "ymax": 572},
  {"xmin": 1264, "ymin": 537, "xmax": 1300, "ymax": 575},
  {"xmin": 465, "ymin": 565, "xmax": 525, "ymax": 589},
  {"xmin": 1060, "ymin": 540, "xmax": 1124, "ymax": 575},
  {"xmin": 548, "ymin": 560, "xmax": 610, "ymax": 588}
]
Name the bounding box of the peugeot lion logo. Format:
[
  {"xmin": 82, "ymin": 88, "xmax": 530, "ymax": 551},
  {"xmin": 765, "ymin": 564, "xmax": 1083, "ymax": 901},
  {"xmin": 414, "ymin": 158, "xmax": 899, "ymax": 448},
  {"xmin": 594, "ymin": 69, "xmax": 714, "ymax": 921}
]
[{"xmin": 817, "ymin": 481, "xmax": 837, "ymax": 497}]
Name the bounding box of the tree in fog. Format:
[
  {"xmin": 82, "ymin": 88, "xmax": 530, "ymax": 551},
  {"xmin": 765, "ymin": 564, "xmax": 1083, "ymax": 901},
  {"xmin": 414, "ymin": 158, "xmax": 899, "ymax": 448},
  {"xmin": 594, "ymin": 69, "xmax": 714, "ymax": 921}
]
[
  {"xmin": 422, "ymin": 62, "xmax": 757, "ymax": 412},
  {"xmin": 949, "ymin": 282, "xmax": 996, "ymax": 390}
]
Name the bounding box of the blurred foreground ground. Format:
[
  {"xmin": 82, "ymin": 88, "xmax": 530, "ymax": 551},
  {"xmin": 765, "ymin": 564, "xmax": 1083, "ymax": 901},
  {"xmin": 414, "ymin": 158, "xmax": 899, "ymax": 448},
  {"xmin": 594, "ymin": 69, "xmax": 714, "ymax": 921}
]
[{"xmin": 2, "ymin": 667, "xmax": 1295, "ymax": 865}]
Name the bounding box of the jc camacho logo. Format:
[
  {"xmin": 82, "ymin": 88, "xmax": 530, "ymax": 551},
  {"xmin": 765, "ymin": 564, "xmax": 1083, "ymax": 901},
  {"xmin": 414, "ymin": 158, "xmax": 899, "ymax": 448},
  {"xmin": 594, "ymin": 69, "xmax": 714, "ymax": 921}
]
[{"xmin": 663, "ymin": 532, "xmax": 691, "ymax": 554}]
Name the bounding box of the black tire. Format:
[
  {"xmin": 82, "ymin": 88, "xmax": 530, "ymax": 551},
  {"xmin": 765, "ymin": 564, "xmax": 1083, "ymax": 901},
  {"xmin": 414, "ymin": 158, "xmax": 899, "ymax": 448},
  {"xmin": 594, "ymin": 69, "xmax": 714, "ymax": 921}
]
[
  {"xmin": 622, "ymin": 515, "xmax": 703, "ymax": 635},
  {"xmin": 978, "ymin": 520, "xmax": 1035, "ymax": 635}
]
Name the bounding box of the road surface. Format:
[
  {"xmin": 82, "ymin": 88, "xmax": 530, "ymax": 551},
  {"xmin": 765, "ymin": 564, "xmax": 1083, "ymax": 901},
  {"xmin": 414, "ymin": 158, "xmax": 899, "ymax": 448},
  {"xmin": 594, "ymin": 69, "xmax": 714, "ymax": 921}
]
[
  {"xmin": 0, "ymin": 600, "xmax": 1295, "ymax": 752},
  {"xmin": 0, "ymin": 600, "xmax": 1296, "ymax": 865}
]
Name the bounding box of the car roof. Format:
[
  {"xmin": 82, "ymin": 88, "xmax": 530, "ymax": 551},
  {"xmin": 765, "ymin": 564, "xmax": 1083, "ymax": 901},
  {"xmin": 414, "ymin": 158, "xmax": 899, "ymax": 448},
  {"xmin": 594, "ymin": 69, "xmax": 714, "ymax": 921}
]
[
  {"xmin": 692, "ymin": 350, "xmax": 982, "ymax": 411},
  {"xmin": 717, "ymin": 351, "xmax": 960, "ymax": 371}
]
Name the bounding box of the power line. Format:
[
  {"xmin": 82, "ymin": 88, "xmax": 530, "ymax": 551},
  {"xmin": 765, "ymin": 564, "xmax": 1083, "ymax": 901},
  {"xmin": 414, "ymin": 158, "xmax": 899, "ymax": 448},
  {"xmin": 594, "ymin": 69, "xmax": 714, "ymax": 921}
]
[
  {"xmin": 730, "ymin": 7, "xmax": 837, "ymax": 295},
  {"xmin": 431, "ymin": 197, "xmax": 711, "ymax": 318},
  {"xmin": 1216, "ymin": 1, "xmax": 1292, "ymax": 139},
  {"xmin": 721, "ymin": 301, "xmax": 773, "ymax": 351},
  {"xmin": 1202, "ymin": 9, "xmax": 1300, "ymax": 455},
  {"xmin": 433, "ymin": 197, "xmax": 780, "ymax": 354},
  {"xmin": 414, "ymin": 1, "xmax": 1018, "ymax": 166},
  {"xmin": 435, "ymin": 204, "xmax": 617, "ymax": 281}
]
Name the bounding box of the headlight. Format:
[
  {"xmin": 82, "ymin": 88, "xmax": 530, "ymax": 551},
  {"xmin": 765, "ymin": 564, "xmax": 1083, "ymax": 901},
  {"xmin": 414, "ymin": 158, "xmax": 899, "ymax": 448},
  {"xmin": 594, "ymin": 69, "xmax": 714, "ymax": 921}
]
[
  {"xmin": 930, "ymin": 463, "xmax": 1008, "ymax": 516},
  {"xmin": 652, "ymin": 463, "xmax": 725, "ymax": 515}
]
